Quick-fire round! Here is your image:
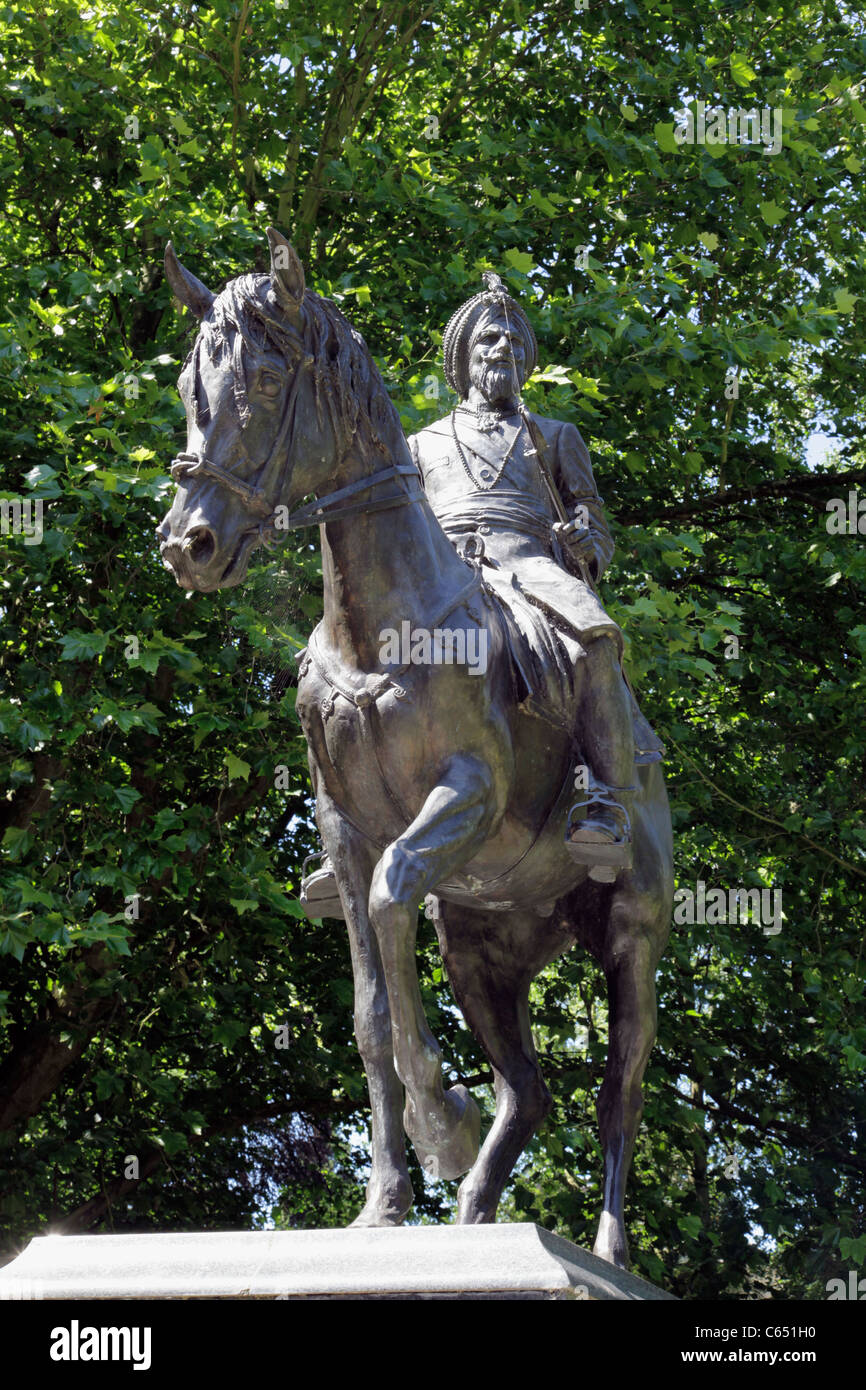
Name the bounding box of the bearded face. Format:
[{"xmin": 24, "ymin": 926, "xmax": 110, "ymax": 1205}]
[{"xmin": 466, "ymin": 312, "xmax": 526, "ymax": 404}]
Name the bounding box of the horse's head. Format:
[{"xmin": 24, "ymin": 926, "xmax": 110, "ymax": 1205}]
[{"xmin": 157, "ymin": 228, "xmax": 342, "ymax": 591}]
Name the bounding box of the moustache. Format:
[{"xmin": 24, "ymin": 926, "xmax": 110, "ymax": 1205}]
[{"xmin": 479, "ymin": 361, "xmax": 518, "ymax": 383}]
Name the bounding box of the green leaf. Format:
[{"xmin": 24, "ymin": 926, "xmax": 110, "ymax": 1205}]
[
  {"xmin": 213, "ymin": 1020, "xmax": 248, "ymax": 1048},
  {"xmin": 2, "ymin": 826, "xmax": 32, "ymax": 861},
  {"xmin": 678, "ymin": 1213, "xmax": 703, "ymax": 1240},
  {"xmin": 730, "ymin": 52, "xmax": 757, "ymax": 87},
  {"xmin": 760, "ymin": 201, "xmax": 786, "ymax": 226},
  {"xmin": 161, "ymin": 1130, "xmax": 189, "ymax": 1156},
  {"xmin": 833, "ymin": 289, "xmax": 858, "ymax": 313},
  {"xmin": 654, "ymin": 122, "xmax": 679, "ymax": 154},
  {"xmin": 24, "ymin": 464, "xmax": 60, "ymax": 489},
  {"xmin": 224, "ymin": 752, "xmax": 251, "ymax": 782},
  {"xmin": 58, "ymin": 630, "xmax": 110, "ymax": 660},
  {"xmin": 503, "ymin": 249, "xmax": 534, "ymax": 273},
  {"xmin": 18, "ymin": 721, "xmax": 48, "ymax": 749},
  {"xmin": 230, "ymin": 897, "xmax": 259, "ymax": 915},
  {"xmin": 702, "ymin": 163, "xmax": 730, "ymax": 188},
  {"xmin": 0, "ymin": 926, "xmax": 30, "ymax": 961},
  {"xmin": 529, "ymin": 188, "xmax": 558, "ymax": 217},
  {"xmin": 114, "ymin": 787, "xmax": 142, "ymax": 813}
]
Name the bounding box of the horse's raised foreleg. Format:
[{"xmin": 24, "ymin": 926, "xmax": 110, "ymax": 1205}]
[
  {"xmin": 592, "ymin": 917, "xmax": 663, "ymax": 1268},
  {"xmin": 429, "ymin": 899, "xmax": 554, "ymax": 1224},
  {"xmin": 368, "ymin": 754, "xmax": 496, "ymax": 1180},
  {"xmin": 316, "ymin": 792, "xmax": 413, "ymax": 1227}
]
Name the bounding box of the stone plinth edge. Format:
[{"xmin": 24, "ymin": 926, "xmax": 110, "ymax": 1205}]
[{"xmin": 0, "ymin": 1223, "xmax": 676, "ymax": 1301}]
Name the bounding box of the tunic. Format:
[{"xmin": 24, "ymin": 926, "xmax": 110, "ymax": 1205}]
[{"xmin": 408, "ymin": 409, "xmax": 622, "ymax": 651}]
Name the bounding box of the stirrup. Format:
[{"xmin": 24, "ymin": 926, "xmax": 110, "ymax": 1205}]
[
  {"xmin": 566, "ymin": 783, "xmax": 635, "ymax": 883},
  {"xmin": 299, "ymin": 850, "xmax": 346, "ymax": 921}
]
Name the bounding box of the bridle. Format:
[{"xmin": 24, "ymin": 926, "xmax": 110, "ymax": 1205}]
[{"xmin": 170, "ymin": 309, "xmax": 423, "ymax": 537}]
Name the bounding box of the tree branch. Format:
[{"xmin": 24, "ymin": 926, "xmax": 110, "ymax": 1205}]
[{"xmin": 617, "ymin": 466, "xmax": 866, "ymax": 526}]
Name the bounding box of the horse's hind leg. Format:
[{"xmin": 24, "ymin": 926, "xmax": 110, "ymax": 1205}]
[
  {"xmin": 316, "ymin": 792, "xmax": 413, "ymax": 1227},
  {"xmin": 368, "ymin": 754, "xmax": 496, "ymax": 1180},
  {"xmin": 591, "ymin": 904, "xmax": 667, "ymax": 1268},
  {"xmin": 429, "ymin": 899, "xmax": 555, "ymax": 1224}
]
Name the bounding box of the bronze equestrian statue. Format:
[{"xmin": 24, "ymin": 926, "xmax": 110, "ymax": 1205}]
[{"xmin": 157, "ymin": 228, "xmax": 674, "ymax": 1269}]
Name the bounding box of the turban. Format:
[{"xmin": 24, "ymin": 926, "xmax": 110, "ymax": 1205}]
[{"xmin": 441, "ymin": 272, "xmax": 538, "ymax": 398}]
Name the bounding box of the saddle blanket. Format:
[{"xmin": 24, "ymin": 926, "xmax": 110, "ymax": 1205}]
[{"xmin": 479, "ymin": 565, "xmax": 665, "ymax": 765}]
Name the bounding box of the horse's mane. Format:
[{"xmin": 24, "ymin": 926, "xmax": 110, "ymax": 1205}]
[{"xmin": 191, "ymin": 272, "xmax": 403, "ymax": 458}]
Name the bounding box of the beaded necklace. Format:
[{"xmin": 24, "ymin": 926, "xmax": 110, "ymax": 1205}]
[{"xmin": 450, "ymin": 407, "xmax": 525, "ymax": 490}]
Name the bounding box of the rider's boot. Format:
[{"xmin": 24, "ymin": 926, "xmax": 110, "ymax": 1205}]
[
  {"xmin": 300, "ymin": 851, "xmax": 346, "ymax": 921},
  {"xmin": 564, "ymin": 632, "xmax": 636, "ymax": 883},
  {"xmin": 566, "ymin": 780, "xmax": 634, "ymax": 883}
]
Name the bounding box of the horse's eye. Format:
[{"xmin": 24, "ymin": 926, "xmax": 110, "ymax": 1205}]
[{"xmin": 257, "ymin": 373, "xmax": 282, "ymax": 398}]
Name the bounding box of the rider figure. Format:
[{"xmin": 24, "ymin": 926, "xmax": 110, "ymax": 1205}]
[{"xmin": 407, "ymin": 273, "xmax": 641, "ymax": 877}]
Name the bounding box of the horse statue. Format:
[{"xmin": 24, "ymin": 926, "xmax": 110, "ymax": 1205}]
[{"xmin": 157, "ymin": 227, "xmax": 673, "ymax": 1268}]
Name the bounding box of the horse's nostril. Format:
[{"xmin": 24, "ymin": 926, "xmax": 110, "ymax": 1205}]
[{"xmin": 184, "ymin": 526, "xmax": 216, "ymax": 566}]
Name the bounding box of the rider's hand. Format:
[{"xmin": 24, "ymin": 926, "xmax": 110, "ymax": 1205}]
[{"xmin": 553, "ymin": 521, "xmax": 596, "ymax": 564}]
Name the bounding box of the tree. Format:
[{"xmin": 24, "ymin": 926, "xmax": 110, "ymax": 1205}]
[{"xmin": 1, "ymin": 0, "xmax": 864, "ymax": 1297}]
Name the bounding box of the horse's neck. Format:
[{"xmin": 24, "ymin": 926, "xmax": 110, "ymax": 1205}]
[{"xmin": 318, "ymin": 441, "xmax": 469, "ymax": 672}]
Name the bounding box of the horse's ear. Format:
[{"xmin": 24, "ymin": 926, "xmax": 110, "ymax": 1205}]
[
  {"xmin": 266, "ymin": 226, "xmax": 305, "ymax": 310},
  {"xmin": 164, "ymin": 242, "xmax": 215, "ymax": 319}
]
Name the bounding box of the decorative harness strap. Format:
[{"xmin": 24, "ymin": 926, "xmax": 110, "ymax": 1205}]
[
  {"xmin": 302, "ymin": 566, "xmax": 489, "ymax": 836},
  {"xmin": 171, "ymin": 450, "xmax": 275, "ymax": 517},
  {"xmin": 171, "ymin": 337, "xmax": 314, "ymax": 527},
  {"xmin": 301, "ymin": 570, "xmax": 486, "ymax": 713}
]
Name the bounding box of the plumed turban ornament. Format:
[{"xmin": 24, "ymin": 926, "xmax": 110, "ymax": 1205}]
[{"xmin": 441, "ymin": 271, "xmax": 538, "ymax": 398}]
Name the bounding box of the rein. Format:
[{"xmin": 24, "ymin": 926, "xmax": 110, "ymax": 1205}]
[
  {"xmin": 170, "ymin": 451, "xmax": 424, "ymax": 534},
  {"xmin": 287, "ymin": 462, "xmax": 423, "ymax": 529}
]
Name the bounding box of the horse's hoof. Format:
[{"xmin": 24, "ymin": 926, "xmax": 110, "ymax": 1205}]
[
  {"xmin": 593, "ymin": 1212, "xmax": 630, "ymax": 1269},
  {"xmin": 405, "ymin": 1084, "xmax": 481, "ymax": 1181},
  {"xmin": 349, "ymin": 1206, "xmax": 408, "ymax": 1228},
  {"xmin": 349, "ymin": 1177, "xmax": 413, "ymax": 1228}
]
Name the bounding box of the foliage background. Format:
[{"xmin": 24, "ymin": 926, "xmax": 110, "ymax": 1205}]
[{"xmin": 1, "ymin": 0, "xmax": 864, "ymax": 1299}]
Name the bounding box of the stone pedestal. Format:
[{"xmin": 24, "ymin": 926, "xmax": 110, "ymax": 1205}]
[{"xmin": 0, "ymin": 1223, "xmax": 674, "ymax": 1300}]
